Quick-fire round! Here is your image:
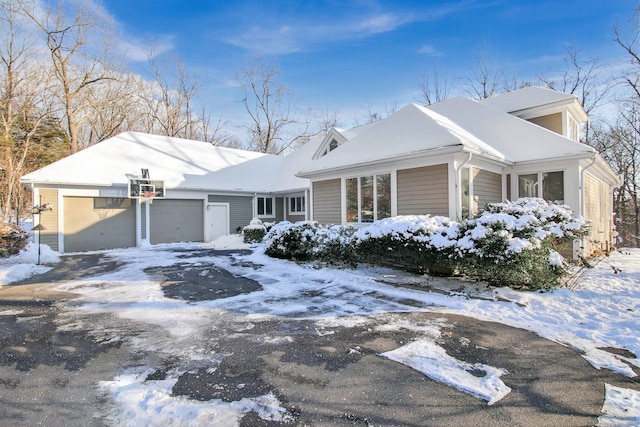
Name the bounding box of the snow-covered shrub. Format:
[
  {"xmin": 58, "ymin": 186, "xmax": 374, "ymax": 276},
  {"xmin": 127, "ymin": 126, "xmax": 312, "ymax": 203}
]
[
  {"xmin": 242, "ymin": 218, "xmax": 271, "ymax": 243},
  {"xmin": 455, "ymin": 198, "xmax": 588, "ymax": 289},
  {"xmin": 353, "ymin": 215, "xmax": 459, "ymax": 274},
  {"xmin": 0, "ymin": 223, "xmax": 29, "ymax": 257},
  {"xmin": 264, "ymin": 221, "xmax": 356, "ymax": 265}
]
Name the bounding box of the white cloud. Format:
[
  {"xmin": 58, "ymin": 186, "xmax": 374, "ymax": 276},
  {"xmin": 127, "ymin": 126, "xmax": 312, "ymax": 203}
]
[{"xmin": 417, "ymin": 45, "xmax": 443, "ymax": 57}]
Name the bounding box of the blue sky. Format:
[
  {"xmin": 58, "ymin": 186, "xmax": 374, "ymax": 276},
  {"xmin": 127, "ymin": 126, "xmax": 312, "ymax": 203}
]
[{"xmin": 102, "ymin": 0, "xmax": 637, "ymax": 128}]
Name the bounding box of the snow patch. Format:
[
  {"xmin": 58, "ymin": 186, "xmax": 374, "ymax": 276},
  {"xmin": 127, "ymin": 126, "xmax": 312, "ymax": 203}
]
[
  {"xmin": 381, "ymin": 339, "xmax": 511, "ymax": 405},
  {"xmin": 598, "ymin": 384, "xmax": 640, "ymax": 426}
]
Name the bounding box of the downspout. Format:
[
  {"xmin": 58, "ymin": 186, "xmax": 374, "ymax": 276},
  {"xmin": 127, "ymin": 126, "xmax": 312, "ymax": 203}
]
[
  {"xmin": 578, "ymin": 154, "xmax": 598, "ymax": 259},
  {"xmin": 454, "ymin": 152, "xmax": 473, "ymax": 219}
]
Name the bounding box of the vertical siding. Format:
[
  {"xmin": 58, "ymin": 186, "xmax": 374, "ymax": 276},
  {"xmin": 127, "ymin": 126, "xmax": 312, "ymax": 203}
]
[
  {"xmin": 472, "ymin": 168, "xmax": 502, "ymax": 213},
  {"xmin": 38, "ymin": 189, "xmax": 59, "ymax": 251},
  {"xmin": 208, "ymin": 195, "xmax": 253, "ymax": 233},
  {"xmin": 312, "ymin": 179, "xmax": 341, "ymax": 224},
  {"xmin": 527, "ymin": 113, "xmax": 563, "ymax": 135},
  {"xmin": 397, "ymin": 164, "xmax": 449, "ymax": 216},
  {"xmin": 584, "ymin": 173, "xmax": 609, "ymax": 255}
]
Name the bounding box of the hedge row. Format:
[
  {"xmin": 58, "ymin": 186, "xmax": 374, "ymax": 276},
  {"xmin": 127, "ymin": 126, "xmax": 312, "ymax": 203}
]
[{"xmin": 251, "ymin": 198, "xmax": 590, "ymax": 290}]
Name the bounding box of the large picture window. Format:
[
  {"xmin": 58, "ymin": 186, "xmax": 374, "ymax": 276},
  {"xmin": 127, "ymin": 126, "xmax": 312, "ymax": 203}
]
[
  {"xmin": 346, "ymin": 173, "xmax": 391, "ymax": 223},
  {"xmin": 257, "ymin": 197, "xmax": 274, "ymax": 217},
  {"xmin": 518, "ymin": 171, "xmax": 564, "ymax": 203}
]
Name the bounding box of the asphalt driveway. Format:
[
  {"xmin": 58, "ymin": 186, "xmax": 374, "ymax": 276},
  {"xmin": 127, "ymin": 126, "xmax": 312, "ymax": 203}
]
[{"xmin": 0, "ymin": 248, "xmax": 637, "ymax": 426}]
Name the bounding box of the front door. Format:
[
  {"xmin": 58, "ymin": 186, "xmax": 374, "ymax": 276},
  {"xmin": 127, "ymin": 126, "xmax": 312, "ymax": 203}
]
[{"xmin": 207, "ymin": 203, "xmax": 229, "ymax": 242}]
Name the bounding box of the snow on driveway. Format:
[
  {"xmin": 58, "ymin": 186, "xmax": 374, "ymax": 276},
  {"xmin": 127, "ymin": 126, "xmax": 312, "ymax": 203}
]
[{"xmin": 1, "ymin": 238, "xmax": 640, "ymax": 424}]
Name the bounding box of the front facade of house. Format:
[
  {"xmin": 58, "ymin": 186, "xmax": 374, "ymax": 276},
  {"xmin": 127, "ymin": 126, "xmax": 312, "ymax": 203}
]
[
  {"xmin": 298, "ymin": 87, "xmax": 620, "ymax": 258},
  {"xmin": 22, "ymin": 87, "xmax": 620, "ymax": 257}
]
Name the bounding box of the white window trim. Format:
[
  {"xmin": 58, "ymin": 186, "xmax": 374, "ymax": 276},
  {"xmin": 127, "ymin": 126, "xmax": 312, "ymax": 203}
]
[
  {"xmin": 256, "ymin": 196, "xmax": 275, "ymax": 218},
  {"xmin": 289, "ymin": 196, "xmax": 305, "ymax": 215},
  {"xmin": 517, "ymin": 170, "xmax": 565, "ymax": 202},
  {"xmin": 344, "ymin": 172, "xmax": 392, "ymax": 224}
]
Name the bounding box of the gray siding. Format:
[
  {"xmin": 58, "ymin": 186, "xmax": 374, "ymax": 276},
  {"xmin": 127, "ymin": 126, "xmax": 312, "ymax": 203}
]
[
  {"xmin": 397, "ymin": 164, "xmax": 449, "ymax": 216},
  {"xmin": 312, "ymin": 179, "xmax": 341, "ymax": 224},
  {"xmin": 275, "ymin": 197, "xmax": 284, "ymax": 222},
  {"xmin": 472, "ymin": 168, "xmax": 502, "ymax": 213},
  {"xmin": 150, "ymin": 199, "xmax": 204, "ymax": 244},
  {"xmin": 208, "ymin": 195, "xmax": 253, "ymax": 233},
  {"xmin": 64, "ymin": 197, "xmax": 135, "ymax": 252},
  {"xmin": 39, "ymin": 189, "xmax": 59, "ymax": 251}
]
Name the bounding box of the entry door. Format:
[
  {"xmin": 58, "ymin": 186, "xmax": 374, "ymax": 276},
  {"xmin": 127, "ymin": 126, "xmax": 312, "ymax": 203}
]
[{"xmin": 207, "ymin": 203, "xmax": 229, "ymax": 242}]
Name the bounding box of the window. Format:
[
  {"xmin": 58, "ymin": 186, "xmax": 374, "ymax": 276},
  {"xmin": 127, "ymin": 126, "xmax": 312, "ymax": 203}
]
[
  {"xmin": 543, "ymin": 171, "xmax": 564, "ymax": 203},
  {"xmin": 257, "ymin": 197, "xmax": 274, "ymax": 217},
  {"xmin": 360, "ymin": 176, "xmax": 374, "ymax": 222},
  {"xmin": 518, "ymin": 173, "xmax": 538, "ymax": 198},
  {"xmin": 518, "ymin": 171, "xmax": 564, "ymax": 203},
  {"xmin": 329, "ymin": 139, "xmax": 339, "ymax": 152},
  {"xmin": 289, "ymin": 196, "xmax": 305, "ymax": 214},
  {"xmin": 346, "ymin": 173, "xmax": 391, "ymax": 223},
  {"xmin": 461, "ymin": 167, "xmax": 471, "ymax": 219},
  {"xmin": 346, "ymin": 178, "xmax": 358, "ymax": 222}
]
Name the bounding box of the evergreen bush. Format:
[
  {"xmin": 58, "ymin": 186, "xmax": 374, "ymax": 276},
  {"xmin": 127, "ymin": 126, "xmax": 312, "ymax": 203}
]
[{"xmin": 0, "ymin": 223, "xmax": 29, "ymax": 257}]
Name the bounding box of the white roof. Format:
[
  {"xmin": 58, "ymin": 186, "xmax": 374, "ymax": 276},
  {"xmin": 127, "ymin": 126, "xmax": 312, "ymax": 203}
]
[
  {"xmin": 480, "ymin": 86, "xmax": 582, "ymax": 116},
  {"xmin": 21, "ymin": 131, "xmax": 312, "ymax": 193},
  {"xmin": 298, "ymin": 96, "xmax": 595, "ymax": 176}
]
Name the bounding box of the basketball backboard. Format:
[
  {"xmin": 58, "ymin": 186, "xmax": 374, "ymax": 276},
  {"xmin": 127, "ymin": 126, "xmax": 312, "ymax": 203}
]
[{"xmin": 128, "ymin": 178, "xmax": 165, "ymax": 199}]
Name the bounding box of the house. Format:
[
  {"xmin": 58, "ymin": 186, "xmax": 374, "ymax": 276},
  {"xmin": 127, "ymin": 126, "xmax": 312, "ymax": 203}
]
[
  {"xmin": 297, "ymin": 87, "xmax": 620, "ymax": 257},
  {"xmin": 21, "ymin": 87, "xmax": 620, "ymax": 257},
  {"xmin": 20, "ymin": 132, "xmax": 316, "ymax": 252}
]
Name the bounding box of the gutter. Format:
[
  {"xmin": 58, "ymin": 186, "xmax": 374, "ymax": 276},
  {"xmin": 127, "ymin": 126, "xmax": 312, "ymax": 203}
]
[{"xmin": 297, "ymin": 145, "xmax": 466, "ymax": 179}]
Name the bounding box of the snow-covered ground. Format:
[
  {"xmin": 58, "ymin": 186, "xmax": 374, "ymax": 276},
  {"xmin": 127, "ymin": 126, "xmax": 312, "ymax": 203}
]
[{"xmin": 0, "ymin": 236, "xmax": 639, "ymax": 426}]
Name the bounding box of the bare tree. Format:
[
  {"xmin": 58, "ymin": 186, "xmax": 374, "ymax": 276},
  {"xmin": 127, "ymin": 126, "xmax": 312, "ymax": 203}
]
[
  {"xmin": 18, "ymin": 0, "xmax": 121, "ymax": 153},
  {"xmin": 539, "ymin": 45, "xmax": 609, "ymax": 117},
  {"xmin": 236, "ymin": 59, "xmax": 312, "ymax": 154},
  {"xmin": 464, "ymin": 43, "xmax": 502, "ymax": 100},
  {"xmin": 0, "ymin": 1, "xmax": 54, "ymax": 221},
  {"xmin": 417, "ymin": 63, "xmax": 453, "ymax": 106}
]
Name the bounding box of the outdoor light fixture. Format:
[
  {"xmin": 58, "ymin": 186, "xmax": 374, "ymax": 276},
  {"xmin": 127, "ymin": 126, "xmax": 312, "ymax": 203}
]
[{"xmin": 31, "ymin": 196, "xmax": 53, "ymax": 265}]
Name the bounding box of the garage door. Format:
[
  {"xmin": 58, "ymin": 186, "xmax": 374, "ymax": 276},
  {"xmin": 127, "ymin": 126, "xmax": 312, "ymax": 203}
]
[
  {"xmin": 149, "ymin": 199, "xmax": 204, "ymax": 244},
  {"xmin": 64, "ymin": 197, "xmax": 136, "ymax": 252}
]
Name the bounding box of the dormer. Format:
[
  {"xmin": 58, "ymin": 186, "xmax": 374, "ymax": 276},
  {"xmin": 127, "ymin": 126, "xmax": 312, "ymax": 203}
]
[
  {"xmin": 480, "ymin": 86, "xmax": 588, "ymax": 142},
  {"xmin": 312, "ymin": 127, "xmax": 349, "ymax": 160}
]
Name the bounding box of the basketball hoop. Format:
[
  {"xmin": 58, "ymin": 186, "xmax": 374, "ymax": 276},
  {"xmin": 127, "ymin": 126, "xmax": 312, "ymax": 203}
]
[{"xmin": 141, "ymin": 191, "xmax": 155, "ymax": 204}]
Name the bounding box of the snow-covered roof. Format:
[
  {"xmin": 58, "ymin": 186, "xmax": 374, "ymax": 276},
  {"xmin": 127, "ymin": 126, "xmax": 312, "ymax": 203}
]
[
  {"xmin": 480, "ymin": 86, "xmax": 588, "ymax": 123},
  {"xmin": 21, "ymin": 131, "xmax": 313, "ymax": 193},
  {"xmin": 298, "ymin": 96, "xmax": 595, "ymax": 177}
]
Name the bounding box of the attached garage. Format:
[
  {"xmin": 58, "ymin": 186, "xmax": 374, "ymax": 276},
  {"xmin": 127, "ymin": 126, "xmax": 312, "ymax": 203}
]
[
  {"xmin": 149, "ymin": 199, "xmax": 204, "ymax": 244},
  {"xmin": 64, "ymin": 197, "xmax": 136, "ymax": 252}
]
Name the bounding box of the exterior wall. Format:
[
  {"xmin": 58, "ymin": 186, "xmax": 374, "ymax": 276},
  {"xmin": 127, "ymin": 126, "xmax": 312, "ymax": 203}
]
[
  {"xmin": 584, "ymin": 172, "xmax": 612, "ymax": 256},
  {"xmin": 149, "ymin": 199, "xmax": 204, "ymax": 244},
  {"xmin": 208, "ymin": 195, "xmax": 253, "ymax": 233},
  {"xmin": 397, "ymin": 164, "xmax": 449, "ymax": 216},
  {"xmin": 63, "ymin": 196, "xmax": 135, "ymax": 252},
  {"xmin": 37, "ymin": 189, "xmax": 59, "ymax": 251},
  {"xmin": 527, "ymin": 113, "xmax": 563, "ymax": 135},
  {"xmin": 472, "ymin": 168, "xmax": 502, "ymax": 214},
  {"xmin": 285, "ymin": 196, "xmax": 306, "ymax": 222},
  {"xmin": 275, "ymin": 197, "xmax": 284, "ymax": 222},
  {"xmin": 312, "ymin": 179, "xmax": 341, "ymax": 224}
]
